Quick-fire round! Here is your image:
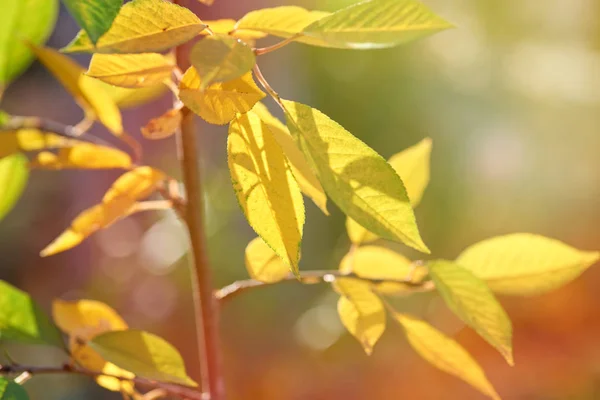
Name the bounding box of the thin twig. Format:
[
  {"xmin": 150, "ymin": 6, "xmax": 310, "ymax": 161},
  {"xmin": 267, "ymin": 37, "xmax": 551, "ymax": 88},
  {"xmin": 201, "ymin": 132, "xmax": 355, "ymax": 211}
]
[
  {"xmin": 254, "ymin": 34, "xmax": 301, "ymax": 56},
  {"xmin": 0, "ymin": 363, "xmax": 207, "ymax": 400},
  {"xmin": 252, "ymin": 64, "xmax": 284, "ymax": 109},
  {"xmin": 215, "ymin": 270, "xmax": 435, "ymax": 303}
]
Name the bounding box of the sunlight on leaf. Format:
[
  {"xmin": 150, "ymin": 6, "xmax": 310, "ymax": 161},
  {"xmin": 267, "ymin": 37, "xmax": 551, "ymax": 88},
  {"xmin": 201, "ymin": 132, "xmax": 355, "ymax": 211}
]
[
  {"xmin": 141, "ymin": 108, "xmax": 182, "ymax": 140},
  {"xmin": 0, "ymin": 154, "xmax": 29, "ymax": 223},
  {"xmin": 334, "ymin": 278, "xmax": 385, "ymax": 355},
  {"xmin": 394, "ymin": 313, "xmax": 500, "ymax": 400},
  {"xmin": 202, "ymin": 19, "xmax": 267, "ymax": 42},
  {"xmin": 87, "ymin": 53, "xmax": 175, "ymax": 88},
  {"xmin": 252, "ymin": 102, "xmax": 328, "ymax": 215},
  {"xmin": 90, "ymin": 330, "xmax": 197, "ymax": 387},
  {"xmin": 62, "ymin": 0, "xmax": 206, "ymax": 54},
  {"xmin": 0, "ymin": 280, "xmax": 63, "ymax": 347},
  {"xmin": 101, "ymin": 81, "xmax": 169, "ymax": 109},
  {"xmin": 62, "ymin": 0, "xmax": 121, "ymax": 44},
  {"xmin": 428, "ymin": 260, "xmax": 513, "ymax": 365},
  {"xmin": 245, "ymin": 237, "xmax": 291, "ymax": 283},
  {"xmin": 0, "ymin": 377, "xmax": 29, "ymax": 400},
  {"xmin": 457, "ymin": 233, "xmax": 600, "ymax": 296},
  {"xmin": 302, "ymin": 0, "xmax": 453, "ymax": 49},
  {"xmin": 179, "ymin": 67, "xmax": 265, "ymax": 125},
  {"xmin": 282, "ymin": 100, "xmax": 428, "ymax": 253},
  {"xmin": 0, "ymin": 129, "xmax": 81, "ymax": 159},
  {"xmin": 228, "ymin": 111, "xmax": 304, "ymax": 272},
  {"xmin": 30, "ymin": 144, "xmax": 132, "ymax": 170}
]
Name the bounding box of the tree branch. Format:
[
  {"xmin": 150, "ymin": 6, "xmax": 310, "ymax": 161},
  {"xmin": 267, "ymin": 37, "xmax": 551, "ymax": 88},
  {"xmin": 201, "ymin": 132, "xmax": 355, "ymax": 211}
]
[{"xmin": 0, "ymin": 363, "xmax": 207, "ymax": 400}]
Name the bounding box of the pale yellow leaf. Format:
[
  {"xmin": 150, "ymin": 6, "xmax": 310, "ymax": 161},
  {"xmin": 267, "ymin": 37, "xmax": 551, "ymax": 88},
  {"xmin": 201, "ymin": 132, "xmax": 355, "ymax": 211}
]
[
  {"xmin": 0, "ymin": 129, "xmax": 82, "ymax": 158},
  {"xmin": 62, "ymin": 0, "xmax": 206, "ymax": 54},
  {"xmin": 101, "ymin": 81, "xmax": 169, "ymax": 109},
  {"xmin": 346, "ymin": 137, "xmax": 432, "ymax": 244},
  {"xmin": 141, "ymin": 108, "xmax": 181, "ymax": 140},
  {"xmin": 87, "ymin": 53, "xmax": 174, "ymax": 88},
  {"xmin": 282, "ymin": 100, "xmax": 428, "ymax": 253},
  {"xmin": 197, "ymin": 0, "xmax": 214, "ymax": 5},
  {"xmin": 179, "ymin": 67, "xmax": 265, "ymax": 125},
  {"xmin": 228, "ymin": 111, "xmax": 304, "ymax": 272},
  {"xmin": 30, "ymin": 144, "xmax": 132, "ymax": 170},
  {"xmin": 335, "ymin": 278, "xmax": 385, "ymax": 355},
  {"xmin": 252, "ymin": 102, "xmax": 328, "ymax": 215},
  {"xmin": 456, "ymin": 233, "xmax": 600, "ymax": 296},
  {"xmin": 28, "ymin": 44, "xmax": 123, "ymax": 135},
  {"xmin": 428, "ymin": 260, "xmax": 513, "ymax": 365},
  {"xmin": 102, "ymin": 166, "xmax": 165, "ymax": 204},
  {"xmin": 201, "ymin": 19, "xmax": 267, "ymax": 41},
  {"xmin": 394, "ymin": 313, "xmax": 500, "ymax": 400},
  {"xmin": 245, "ymin": 237, "xmax": 290, "ymax": 283}
]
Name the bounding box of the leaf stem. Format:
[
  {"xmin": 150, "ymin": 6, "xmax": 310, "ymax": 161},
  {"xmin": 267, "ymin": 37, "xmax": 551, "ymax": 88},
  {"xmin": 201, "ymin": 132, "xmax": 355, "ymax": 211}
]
[
  {"xmin": 252, "ymin": 64, "xmax": 284, "ymax": 109},
  {"xmin": 254, "ymin": 34, "xmax": 301, "ymax": 56}
]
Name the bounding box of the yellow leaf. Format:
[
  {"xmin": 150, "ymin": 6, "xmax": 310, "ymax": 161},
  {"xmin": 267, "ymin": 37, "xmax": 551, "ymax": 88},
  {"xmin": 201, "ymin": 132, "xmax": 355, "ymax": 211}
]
[
  {"xmin": 428, "ymin": 260, "xmax": 513, "ymax": 365},
  {"xmin": 141, "ymin": 108, "xmax": 182, "ymax": 140},
  {"xmin": 87, "ymin": 53, "xmax": 174, "ymax": 88},
  {"xmin": 101, "ymin": 81, "xmax": 169, "ymax": 109},
  {"xmin": 302, "ymin": 0, "xmax": 453, "ymax": 49},
  {"xmin": 202, "ymin": 19, "xmax": 267, "ymax": 41},
  {"xmin": 394, "ymin": 313, "xmax": 500, "ymax": 400},
  {"xmin": 0, "ymin": 129, "xmax": 82, "ymax": 159},
  {"xmin": 62, "ymin": 0, "xmax": 206, "ymax": 54},
  {"xmin": 346, "ymin": 137, "xmax": 432, "ymax": 245},
  {"xmin": 335, "ymin": 278, "xmax": 385, "ymax": 355},
  {"xmin": 179, "ymin": 67, "xmax": 265, "ymax": 125},
  {"xmin": 456, "ymin": 233, "xmax": 600, "ymax": 296},
  {"xmin": 228, "ymin": 111, "xmax": 304, "ymax": 272},
  {"xmin": 41, "ymin": 167, "xmax": 165, "ymax": 256},
  {"xmin": 252, "ymin": 102, "xmax": 328, "ymax": 215},
  {"xmin": 245, "ymin": 237, "xmax": 290, "ymax": 283},
  {"xmin": 339, "ymin": 245, "xmax": 428, "ymax": 295},
  {"xmin": 28, "ymin": 44, "xmax": 123, "ymax": 135},
  {"xmin": 30, "ymin": 144, "xmax": 132, "ymax": 170},
  {"xmin": 282, "ymin": 100, "xmax": 428, "ymax": 253}
]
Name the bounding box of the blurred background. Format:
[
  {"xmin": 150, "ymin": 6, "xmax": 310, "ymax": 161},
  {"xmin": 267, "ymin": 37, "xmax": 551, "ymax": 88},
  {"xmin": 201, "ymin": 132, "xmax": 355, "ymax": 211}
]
[{"xmin": 1, "ymin": 0, "xmax": 600, "ymax": 398}]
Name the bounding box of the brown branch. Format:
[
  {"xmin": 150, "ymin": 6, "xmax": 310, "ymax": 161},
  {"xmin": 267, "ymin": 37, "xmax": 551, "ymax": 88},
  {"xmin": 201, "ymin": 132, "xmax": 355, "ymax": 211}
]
[
  {"xmin": 215, "ymin": 270, "xmax": 435, "ymax": 303},
  {"xmin": 0, "ymin": 363, "xmax": 207, "ymax": 400}
]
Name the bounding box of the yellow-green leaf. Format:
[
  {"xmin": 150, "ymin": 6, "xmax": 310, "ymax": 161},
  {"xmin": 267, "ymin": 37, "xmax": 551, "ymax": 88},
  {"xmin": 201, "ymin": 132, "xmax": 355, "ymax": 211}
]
[
  {"xmin": 252, "ymin": 102, "xmax": 328, "ymax": 215},
  {"xmin": 456, "ymin": 234, "xmax": 600, "ymax": 296},
  {"xmin": 282, "ymin": 100, "xmax": 428, "ymax": 253},
  {"xmin": 101, "ymin": 80, "xmax": 169, "ymax": 109},
  {"xmin": 179, "ymin": 67, "xmax": 265, "ymax": 125},
  {"xmin": 141, "ymin": 108, "xmax": 181, "ymax": 140},
  {"xmin": 0, "ymin": 128, "xmax": 82, "ymax": 159},
  {"xmin": 28, "ymin": 44, "xmax": 123, "ymax": 136},
  {"xmin": 245, "ymin": 237, "xmax": 290, "ymax": 283},
  {"xmin": 428, "ymin": 260, "xmax": 513, "ymax": 365},
  {"xmin": 62, "ymin": 0, "xmax": 206, "ymax": 54},
  {"xmin": 302, "ymin": 0, "xmax": 453, "ymax": 49},
  {"xmin": 394, "ymin": 313, "xmax": 500, "ymax": 400},
  {"xmin": 87, "ymin": 53, "xmax": 174, "ymax": 88},
  {"xmin": 339, "ymin": 246, "xmax": 428, "ymax": 295},
  {"xmin": 0, "ymin": 154, "xmax": 29, "ymax": 222},
  {"xmin": 335, "ymin": 278, "xmax": 385, "ymax": 355},
  {"xmin": 0, "ymin": 377, "xmax": 29, "ymax": 400},
  {"xmin": 191, "ymin": 35, "xmax": 256, "ymax": 90},
  {"xmin": 62, "ymin": 0, "xmax": 121, "ymax": 44},
  {"xmin": 346, "ymin": 137, "xmax": 432, "ymax": 244},
  {"xmin": 89, "ymin": 330, "xmax": 197, "ymax": 387},
  {"xmin": 202, "ymin": 19, "xmax": 267, "ymax": 41},
  {"xmin": 30, "ymin": 144, "xmax": 131, "ymax": 170},
  {"xmin": 228, "ymin": 111, "xmax": 304, "ymax": 272}
]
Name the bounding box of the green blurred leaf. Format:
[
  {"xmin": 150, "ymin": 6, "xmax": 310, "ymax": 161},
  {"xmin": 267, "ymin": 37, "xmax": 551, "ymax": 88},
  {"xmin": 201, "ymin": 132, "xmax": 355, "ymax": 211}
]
[
  {"xmin": 191, "ymin": 35, "xmax": 255, "ymax": 90},
  {"xmin": 0, "ymin": 154, "xmax": 29, "ymax": 223},
  {"xmin": 282, "ymin": 100, "xmax": 428, "ymax": 253},
  {"xmin": 428, "ymin": 260, "xmax": 513, "ymax": 365},
  {"xmin": 0, "ymin": 378, "xmax": 29, "ymax": 400},
  {"xmin": 456, "ymin": 233, "xmax": 600, "ymax": 296},
  {"xmin": 302, "ymin": 0, "xmax": 452, "ymax": 49},
  {"xmin": 62, "ymin": 0, "xmax": 122, "ymax": 44},
  {"xmin": 0, "ymin": 280, "xmax": 64, "ymax": 347},
  {"xmin": 0, "ymin": 0, "xmax": 59, "ymax": 89},
  {"xmin": 89, "ymin": 330, "xmax": 197, "ymax": 387},
  {"xmin": 394, "ymin": 313, "xmax": 500, "ymax": 400}
]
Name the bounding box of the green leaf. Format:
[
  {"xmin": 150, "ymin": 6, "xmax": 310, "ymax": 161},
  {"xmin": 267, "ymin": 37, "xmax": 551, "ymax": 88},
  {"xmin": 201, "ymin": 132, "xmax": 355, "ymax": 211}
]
[
  {"xmin": 394, "ymin": 313, "xmax": 500, "ymax": 400},
  {"xmin": 89, "ymin": 330, "xmax": 197, "ymax": 387},
  {"xmin": 0, "ymin": 378, "xmax": 29, "ymax": 400},
  {"xmin": 228, "ymin": 111, "xmax": 305, "ymax": 273},
  {"xmin": 0, "ymin": 154, "xmax": 29, "ymax": 223},
  {"xmin": 428, "ymin": 260, "xmax": 513, "ymax": 365},
  {"xmin": 302, "ymin": 0, "xmax": 453, "ymax": 49},
  {"xmin": 190, "ymin": 35, "xmax": 256, "ymax": 90},
  {"xmin": 62, "ymin": 0, "xmax": 122, "ymax": 44},
  {"xmin": 456, "ymin": 233, "xmax": 600, "ymax": 296},
  {"xmin": 335, "ymin": 278, "xmax": 385, "ymax": 355},
  {"xmin": 282, "ymin": 100, "xmax": 428, "ymax": 253},
  {"xmin": 0, "ymin": 280, "xmax": 64, "ymax": 347},
  {"xmin": 0, "ymin": 0, "xmax": 59, "ymax": 89}
]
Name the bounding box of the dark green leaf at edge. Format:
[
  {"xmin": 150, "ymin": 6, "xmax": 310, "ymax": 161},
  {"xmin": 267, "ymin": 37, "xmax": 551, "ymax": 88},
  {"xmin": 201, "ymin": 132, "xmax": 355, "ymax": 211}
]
[
  {"xmin": 0, "ymin": 378, "xmax": 29, "ymax": 400},
  {"xmin": 62, "ymin": 0, "xmax": 123, "ymax": 44}
]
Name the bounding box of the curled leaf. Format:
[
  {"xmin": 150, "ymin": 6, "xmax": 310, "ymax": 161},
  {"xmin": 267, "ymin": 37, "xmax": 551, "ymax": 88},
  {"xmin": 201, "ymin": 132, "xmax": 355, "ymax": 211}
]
[{"xmin": 141, "ymin": 108, "xmax": 182, "ymax": 140}]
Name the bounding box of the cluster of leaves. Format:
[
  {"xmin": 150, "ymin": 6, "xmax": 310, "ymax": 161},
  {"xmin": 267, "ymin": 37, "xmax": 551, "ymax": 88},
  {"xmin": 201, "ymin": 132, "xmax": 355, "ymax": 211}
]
[{"xmin": 0, "ymin": 0, "xmax": 598, "ymax": 399}]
